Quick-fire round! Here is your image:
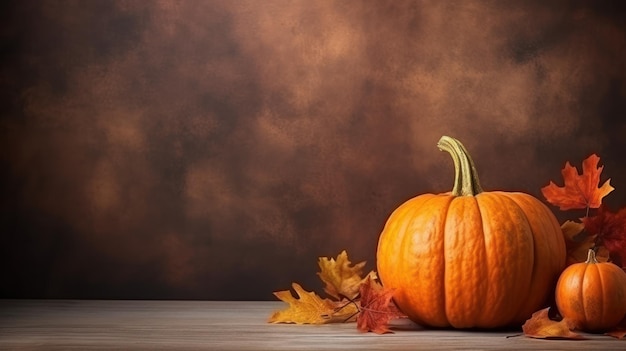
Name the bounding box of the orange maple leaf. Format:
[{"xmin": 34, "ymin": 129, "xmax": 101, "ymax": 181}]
[
  {"xmin": 522, "ymin": 308, "xmax": 586, "ymax": 340},
  {"xmin": 317, "ymin": 250, "xmax": 377, "ymax": 300},
  {"xmin": 356, "ymin": 276, "xmax": 404, "ymax": 334},
  {"xmin": 542, "ymin": 154, "xmax": 614, "ymax": 211},
  {"xmin": 269, "ymin": 283, "xmax": 357, "ymax": 324}
]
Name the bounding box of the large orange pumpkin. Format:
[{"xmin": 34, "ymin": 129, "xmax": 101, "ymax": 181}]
[
  {"xmin": 376, "ymin": 136, "xmax": 566, "ymax": 328},
  {"xmin": 555, "ymin": 249, "xmax": 626, "ymax": 332}
]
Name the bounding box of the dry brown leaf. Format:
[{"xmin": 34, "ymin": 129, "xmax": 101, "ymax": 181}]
[
  {"xmin": 562, "ymin": 220, "xmax": 585, "ymax": 240},
  {"xmin": 561, "ymin": 220, "xmax": 609, "ymax": 265},
  {"xmin": 317, "ymin": 250, "xmax": 376, "ymax": 300},
  {"xmin": 522, "ymin": 308, "xmax": 586, "ymax": 340}
]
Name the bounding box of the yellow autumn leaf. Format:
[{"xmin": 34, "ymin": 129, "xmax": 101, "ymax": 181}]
[
  {"xmin": 269, "ymin": 283, "xmax": 343, "ymax": 324},
  {"xmin": 317, "ymin": 250, "xmax": 377, "ymax": 300}
]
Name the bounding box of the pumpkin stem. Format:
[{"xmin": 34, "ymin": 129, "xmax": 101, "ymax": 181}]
[
  {"xmin": 437, "ymin": 136, "xmax": 484, "ymax": 196},
  {"xmin": 585, "ymin": 248, "xmax": 598, "ymax": 264}
]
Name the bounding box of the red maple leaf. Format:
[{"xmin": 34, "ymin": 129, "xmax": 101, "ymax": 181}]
[
  {"xmin": 583, "ymin": 205, "xmax": 626, "ymax": 267},
  {"xmin": 356, "ymin": 276, "xmax": 404, "ymax": 334},
  {"xmin": 541, "ymin": 154, "xmax": 614, "ymax": 211}
]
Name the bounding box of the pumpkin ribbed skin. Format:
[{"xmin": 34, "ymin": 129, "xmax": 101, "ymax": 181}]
[
  {"xmin": 555, "ymin": 249, "xmax": 626, "ymax": 332},
  {"xmin": 376, "ymin": 136, "xmax": 566, "ymax": 329}
]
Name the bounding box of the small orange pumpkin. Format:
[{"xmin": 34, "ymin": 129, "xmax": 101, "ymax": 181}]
[
  {"xmin": 555, "ymin": 249, "xmax": 626, "ymax": 332},
  {"xmin": 376, "ymin": 136, "xmax": 566, "ymax": 328}
]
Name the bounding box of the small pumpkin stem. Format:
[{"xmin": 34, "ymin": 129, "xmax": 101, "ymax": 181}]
[
  {"xmin": 585, "ymin": 248, "xmax": 598, "ymax": 264},
  {"xmin": 437, "ymin": 136, "xmax": 484, "ymax": 197}
]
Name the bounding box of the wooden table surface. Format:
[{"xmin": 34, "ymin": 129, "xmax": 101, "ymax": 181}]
[{"xmin": 0, "ymin": 299, "xmax": 623, "ymax": 350}]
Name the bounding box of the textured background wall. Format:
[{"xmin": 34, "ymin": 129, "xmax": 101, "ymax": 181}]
[{"xmin": 1, "ymin": 0, "xmax": 626, "ymax": 300}]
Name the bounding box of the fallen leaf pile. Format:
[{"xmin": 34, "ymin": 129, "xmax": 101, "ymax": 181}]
[{"xmin": 268, "ymin": 250, "xmax": 406, "ymax": 333}]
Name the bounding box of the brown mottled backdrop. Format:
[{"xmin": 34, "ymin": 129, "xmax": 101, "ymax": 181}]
[{"xmin": 1, "ymin": 0, "xmax": 626, "ymax": 300}]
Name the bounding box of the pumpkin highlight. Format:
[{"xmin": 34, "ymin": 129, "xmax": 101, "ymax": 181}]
[
  {"xmin": 376, "ymin": 136, "xmax": 566, "ymax": 329},
  {"xmin": 555, "ymin": 249, "xmax": 626, "ymax": 332}
]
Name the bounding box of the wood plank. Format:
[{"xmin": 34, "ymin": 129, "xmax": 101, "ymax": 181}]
[{"xmin": 0, "ymin": 300, "xmax": 623, "ymax": 350}]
